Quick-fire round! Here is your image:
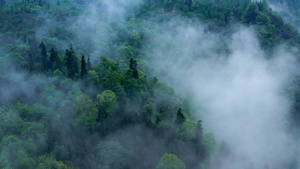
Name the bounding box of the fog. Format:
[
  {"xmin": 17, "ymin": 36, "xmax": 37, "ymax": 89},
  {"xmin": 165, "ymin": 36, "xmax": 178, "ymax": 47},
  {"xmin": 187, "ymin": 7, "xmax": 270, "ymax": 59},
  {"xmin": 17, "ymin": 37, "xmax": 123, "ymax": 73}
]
[
  {"xmin": 1, "ymin": 0, "xmax": 300, "ymax": 168},
  {"xmin": 267, "ymin": 0, "xmax": 300, "ymax": 30},
  {"xmin": 53, "ymin": 1, "xmax": 300, "ymax": 168},
  {"xmin": 146, "ymin": 18, "xmax": 300, "ymax": 168}
]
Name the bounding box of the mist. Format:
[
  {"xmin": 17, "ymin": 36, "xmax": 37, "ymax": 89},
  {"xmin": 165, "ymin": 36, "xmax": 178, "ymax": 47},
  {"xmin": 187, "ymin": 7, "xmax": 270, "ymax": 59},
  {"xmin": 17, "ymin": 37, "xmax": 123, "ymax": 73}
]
[
  {"xmin": 34, "ymin": 0, "xmax": 145, "ymax": 64},
  {"xmin": 1, "ymin": 0, "xmax": 300, "ymax": 168},
  {"xmin": 146, "ymin": 17, "xmax": 300, "ymax": 168},
  {"xmin": 267, "ymin": 0, "xmax": 300, "ymax": 31}
]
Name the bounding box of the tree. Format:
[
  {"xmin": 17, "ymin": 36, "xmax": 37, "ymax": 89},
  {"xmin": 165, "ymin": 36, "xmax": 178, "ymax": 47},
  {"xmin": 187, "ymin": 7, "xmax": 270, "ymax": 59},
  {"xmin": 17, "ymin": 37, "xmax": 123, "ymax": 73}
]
[
  {"xmin": 38, "ymin": 0, "xmax": 42, "ymax": 6},
  {"xmin": 28, "ymin": 51, "xmax": 34, "ymax": 72},
  {"xmin": 80, "ymin": 55, "xmax": 87, "ymax": 77},
  {"xmin": 97, "ymin": 90, "xmax": 118, "ymax": 119},
  {"xmin": 49, "ymin": 48, "xmax": 59, "ymax": 71},
  {"xmin": 262, "ymin": 0, "xmax": 268, "ymax": 12},
  {"xmin": 87, "ymin": 55, "xmax": 92, "ymax": 71},
  {"xmin": 156, "ymin": 153, "xmax": 185, "ymax": 169},
  {"xmin": 37, "ymin": 155, "xmax": 69, "ymax": 169},
  {"xmin": 39, "ymin": 42, "xmax": 49, "ymax": 71},
  {"xmin": 175, "ymin": 108, "xmax": 185, "ymax": 125},
  {"xmin": 65, "ymin": 46, "xmax": 79, "ymax": 78},
  {"xmin": 65, "ymin": 49, "xmax": 73, "ymax": 77},
  {"xmin": 73, "ymin": 94, "xmax": 98, "ymax": 130},
  {"xmin": 185, "ymin": 0, "xmax": 192, "ymax": 9},
  {"xmin": 195, "ymin": 120, "xmax": 203, "ymax": 143},
  {"xmin": 203, "ymin": 133, "xmax": 217, "ymax": 155},
  {"xmin": 129, "ymin": 58, "xmax": 138, "ymax": 79},
  {"xmin": 97, "ymin": 141, "xmax": 130, "ymax": 169},
  {"xmin": 177, "ymin": 120, "xmax": 197, "ymax": 142},
  {"xmin": 244, "ymin": 3, "xmax": 259, "ymax": 24}
]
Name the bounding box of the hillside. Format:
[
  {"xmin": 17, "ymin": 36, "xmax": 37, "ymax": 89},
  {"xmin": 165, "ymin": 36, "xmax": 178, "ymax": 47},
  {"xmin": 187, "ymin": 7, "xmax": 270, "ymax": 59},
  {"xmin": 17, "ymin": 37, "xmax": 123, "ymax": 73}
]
[{"xmin": 0, "ymin": 0, "xmax": 300, "ymax": 169}]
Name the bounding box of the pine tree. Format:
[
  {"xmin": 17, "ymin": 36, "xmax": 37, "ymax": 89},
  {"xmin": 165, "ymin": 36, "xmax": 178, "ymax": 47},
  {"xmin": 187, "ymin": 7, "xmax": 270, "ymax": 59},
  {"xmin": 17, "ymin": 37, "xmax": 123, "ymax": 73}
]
[
  {"xmin": 129, "ymin": 58, "xmax": 138, "ymax": 79},
  {"xmin": 65, "ymin": 45, "xmax": 79, "ymax": 78},
  {"xmin": 70, "ymin": 45, "xmax": 79, "ymax": 75},
  {"xmin": 195, "ymin": 120, "xmax": 203, "ymax": 143},
  {"xmin": 49, "ymin": 47, "xmax": 59, "ymax": 71},
  {"xmin": 65, "ymin": 49, "xmax": 74, "ymax": 78},
  {"xmin": 262, "ymin": 0, "xmax": 268, "ymax": 12},
  {"xmin": 39, "ymin": 42, "xmax": 49, "ymax": 71},
  {"xmin": 28, "ymin": 51, "xmax": 34, "ymax": 72},
  {"xmin": 133, "ymin": 60, "xmax": 138, "ymax": 79},
  {"xmin": 185, "ymin": 0, "xmax": 192, "ymax": 9},
  {"xmin": 87, "ymin": 55, "xmax": 92, "ymax": 71},
  {"xmin": 175, "ymin": 108, "xmax": 185, "ymax": 125},
  {"xmin": 129, "ymin": 58, "xmax": 135, "ymax": 70},
  {"xmin": 81, "ymin": 55, "xmax": 87, "ymax": 77}
]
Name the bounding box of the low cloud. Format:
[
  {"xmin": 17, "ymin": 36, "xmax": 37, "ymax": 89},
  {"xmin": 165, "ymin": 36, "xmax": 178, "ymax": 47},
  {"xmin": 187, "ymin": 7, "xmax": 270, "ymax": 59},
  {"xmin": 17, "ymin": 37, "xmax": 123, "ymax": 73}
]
[{"xmin": 146, "ymin": 18, "xmax": 299, "ymax": 168}]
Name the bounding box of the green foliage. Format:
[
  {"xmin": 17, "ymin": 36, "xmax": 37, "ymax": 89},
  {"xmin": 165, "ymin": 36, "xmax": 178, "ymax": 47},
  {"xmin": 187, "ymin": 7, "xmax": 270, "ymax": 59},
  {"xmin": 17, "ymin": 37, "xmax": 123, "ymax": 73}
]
[
  {"xmin": 97, "ymin": 141, "xmax": 130, "ymax": 169},
  {"xmin": 80, "ymin": 55, "xmax": 87, "ymax": 77},
  {"xmin": 156, "ymin": 153, "xmax": 185, "ymax": 169},
  {"xmin": 73, "ymin": 94, "xmax": 98, "ymax": 130},
  {"xmin": 203, "ymin": 133, "xmax": 217, "ymax": 155},
  {"xmin": 177, "ymin": 120, "xmax": 197, "ymax": 142},
  {"xmin": 175, "ymin": 108, "xmax": 185, "ymax": 125},
  {"xmin": 2, "ymin": 0, "xmax": 299, "ymax": 168},
  {"xmin": 37, "ymin": 155, "xmax": 70, "ymax": 169},
  {"xmin": 97, "ymin": 90, "xmax": 118, "ymax": 119},
  {"xmin": 244, "ymin": 3, "xmax": 259, "ymax": 24}
]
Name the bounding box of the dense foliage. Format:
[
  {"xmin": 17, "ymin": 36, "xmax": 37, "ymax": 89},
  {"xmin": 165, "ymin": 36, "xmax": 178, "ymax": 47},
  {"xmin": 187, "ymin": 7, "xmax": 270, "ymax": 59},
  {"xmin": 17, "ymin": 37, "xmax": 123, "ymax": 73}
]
[{"xmin": 0, "ymin": 0, "xmax": 300, "ymax": 168}]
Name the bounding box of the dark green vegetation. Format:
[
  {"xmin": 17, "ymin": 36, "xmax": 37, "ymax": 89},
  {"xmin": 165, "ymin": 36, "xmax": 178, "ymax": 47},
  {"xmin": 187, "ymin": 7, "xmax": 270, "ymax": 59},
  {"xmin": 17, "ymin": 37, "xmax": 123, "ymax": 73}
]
[
  {"xmin": 268, "ymin": 0, "xmax": 300, "ymax": 28},
  {"xmin": 0, "ymin": 0, "xmax": 300, "ymax": 169}
]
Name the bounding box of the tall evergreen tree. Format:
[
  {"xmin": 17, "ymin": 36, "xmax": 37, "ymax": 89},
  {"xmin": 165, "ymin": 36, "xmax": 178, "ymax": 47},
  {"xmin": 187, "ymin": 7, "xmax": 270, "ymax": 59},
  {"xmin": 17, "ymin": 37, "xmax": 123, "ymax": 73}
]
[
  {"xmin": 50, "ymin": 47, "xmax": 59, "ymax": 71},
  {"xmin": 28, "ymin": 51, "xmax": 34, "ymax": 72},
  {"xmin": 185, "ymin": 0, "xmax": 192, "ymax": 9},
  {"xmin": 195, "ymin": 120, "xmax": 204, "ymax": 143},
  {"xmin": 129, "ymin": 57, "xmax": 135, "ymax": 70},
  {"xmin": 65, "ymin": 46, "xmax": 79, "ymax": 78},
  {"xmin": 39, "ymin": 42, "xmax": 49, "ymax": 71},
  {"xmin": 175, "ymin": 108, "xmax": 185, "ymax": 125},
  {"xmin": 70, "ymin": 46, "xmax": 79, "ymax": 75},
  {"xmin": 129, "ymin": 57, "xmax": 138, "ymax": 79},
  {"xmin": 87, "ymin": 55, "xmax": 92, "ymax": 71},
  {"xmin": 81, "ymin": 55, "xmax": 87, "ymax": 77},
  {"xmin": 262, "ymin": 0, "xmax": 268, "ymax": 11},
  {"xmin": 65, "ymin": 49, "xmax": 73, "ymax": 77}
]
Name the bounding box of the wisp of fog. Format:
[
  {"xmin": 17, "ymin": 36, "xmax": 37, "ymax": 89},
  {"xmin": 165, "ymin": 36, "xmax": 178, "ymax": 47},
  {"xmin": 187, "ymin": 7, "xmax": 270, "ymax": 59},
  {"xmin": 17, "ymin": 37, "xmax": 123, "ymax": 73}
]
[{"xmin": 147, "ymin": 18, "xmax": 300, "ymax": 168}]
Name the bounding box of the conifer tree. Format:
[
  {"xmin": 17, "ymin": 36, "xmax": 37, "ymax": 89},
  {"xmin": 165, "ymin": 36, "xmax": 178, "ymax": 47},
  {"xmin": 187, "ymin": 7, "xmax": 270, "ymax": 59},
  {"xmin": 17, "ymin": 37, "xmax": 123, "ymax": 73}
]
[
  {"xmin": 129, "ymin": 58, "xmax": 138, "ymax": 79},
  {"xmin": 39, "ymin": 42, "xmax": 49, "ymax": 71},
  {"xmin": 87, "ymin": 55, "xmax": 92, "ymax": 71},
  {"xmin": 50, "ymin": 47, "xmax": 59, "ymax": 70},
  {"xmin": 129, "ymin": 58, "xmax": 135, "ymax": 70},
  {"xmin": 175, "ymin": 108, "xmax": 185, "ymax": 125},
  {"xmin": 70, "ymin": 46, "xmax": 79, "ymax": 75},
  {"xmin": 28, "ymin": 51, "xmax": 34, "ymax": 72},
  {"xmin": 65, "ymin": 49, "xmax": 73, "ymax": 77},
  {"xmin": 81, "ymin": 55, "xmax": 87, "ymax": 77},
  {"xmin": 262, "ymin": 0, "xmax": 268, "ymax": 12},
  {"xmin": 185, "ymin": 0, "xmax": 192, "ymax": 9},
  {"xmin": 195, "ymin": 120, "xmax": 204, "ymax": 143},
  {"xmin": 65, "ymin": 45, "xmax": 79, "ymax": 78}
]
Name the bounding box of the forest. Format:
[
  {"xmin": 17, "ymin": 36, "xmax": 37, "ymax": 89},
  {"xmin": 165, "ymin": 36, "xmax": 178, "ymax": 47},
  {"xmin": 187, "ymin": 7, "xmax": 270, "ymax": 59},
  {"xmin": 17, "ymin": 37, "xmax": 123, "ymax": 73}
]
[{"xmin": 0, "ymin": 0, "xmax": 300, "ymax": 169}]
